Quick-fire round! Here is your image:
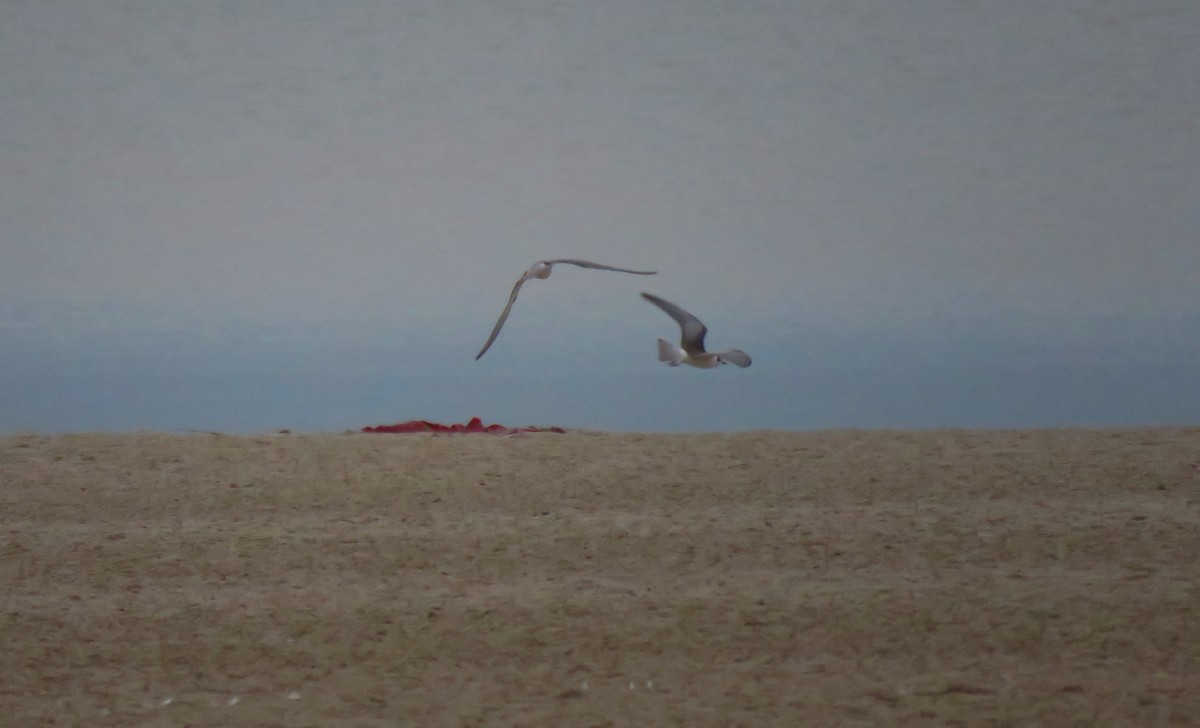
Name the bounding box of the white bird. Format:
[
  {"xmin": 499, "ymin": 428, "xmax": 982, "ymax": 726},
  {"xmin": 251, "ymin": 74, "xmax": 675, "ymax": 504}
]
[
  {"xmin": 475, "ymin": 259, "xmax": 657, "ymax": 359},
  {"xmin": 641, "ymin": 292, "xmax": 751, "ymax": 368}
]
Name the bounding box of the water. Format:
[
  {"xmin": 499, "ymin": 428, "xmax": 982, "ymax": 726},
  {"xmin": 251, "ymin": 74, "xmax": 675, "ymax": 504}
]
[{"xmin": 1, "ymin": 0, "xmax": 1197, "ymax": 432}]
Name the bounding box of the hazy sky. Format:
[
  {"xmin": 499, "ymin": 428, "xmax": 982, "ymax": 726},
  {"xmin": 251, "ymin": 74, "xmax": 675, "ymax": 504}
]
[{"xmin": 2, "ymin": 0, "xmax": 1197, "ymax": 433}]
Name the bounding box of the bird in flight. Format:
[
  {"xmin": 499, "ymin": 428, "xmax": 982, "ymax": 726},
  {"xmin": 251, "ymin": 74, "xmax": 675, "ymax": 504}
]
[
  {"xmin": 475, "ymin": 259, "xmax": 656, "ymax": 360},
  {"xmin": 641, "ymin": 292, "xmax": 751, "ymax": 368}
]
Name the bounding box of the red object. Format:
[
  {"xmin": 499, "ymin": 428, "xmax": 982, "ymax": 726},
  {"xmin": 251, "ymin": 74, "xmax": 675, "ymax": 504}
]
[{"xmin": 362, "ymin": 416, "xmax": 565, "ymax": 435}]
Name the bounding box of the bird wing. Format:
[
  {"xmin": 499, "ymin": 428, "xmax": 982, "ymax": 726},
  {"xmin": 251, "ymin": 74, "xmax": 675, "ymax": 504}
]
[
  {"xmin": 549, "ymin": 259, "xmax": 657, "ymax": 275},
  {"xmin": 716, "ymin": 349, "xmax": 752, "ymax": 368},
  {"xmin": 640, "ymin": 292, "xmax": 708, "ymax": 354},
  {"xmin": 475, "ymin": 272, "xmax": 534, "ymax": 360}
]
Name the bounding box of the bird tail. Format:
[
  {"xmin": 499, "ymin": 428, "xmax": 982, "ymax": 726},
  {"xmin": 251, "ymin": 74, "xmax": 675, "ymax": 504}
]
[{"xmin": 657, "ymin": 338, "xmax": 684, "ymax": 366}]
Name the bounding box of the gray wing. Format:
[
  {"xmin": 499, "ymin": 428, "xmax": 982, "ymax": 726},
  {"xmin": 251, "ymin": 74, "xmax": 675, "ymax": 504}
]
[
  {"xmin": 640, "ymin": 292, "xmax": 708, "ymax": 354},
  {"xmin": 475, "ymin": 273, "xmax": 532, "ymax": 359},
  {"xmin": 549, "ymin": 259, "xmax": 657, "ymax": 275},
  {"xmin": 715, "ymin": 349, "xmax": 752, "ymax": 368}
]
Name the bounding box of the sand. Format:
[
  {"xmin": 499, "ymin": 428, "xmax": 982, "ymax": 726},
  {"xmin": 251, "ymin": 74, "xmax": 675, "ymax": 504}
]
[{"xmin": 2, "ymin": 427, "xmax": 1198, "ymax": 726}]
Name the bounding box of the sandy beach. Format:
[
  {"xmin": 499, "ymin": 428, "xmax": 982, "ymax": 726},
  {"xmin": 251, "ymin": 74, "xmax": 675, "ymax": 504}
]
[{"xmin": 2, "ymin": 427, "xmax": 1198, "ymax": 726}]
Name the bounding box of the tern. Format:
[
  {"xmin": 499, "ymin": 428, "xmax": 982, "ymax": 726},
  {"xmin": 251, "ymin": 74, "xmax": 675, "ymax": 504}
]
[
  {"xmin": 475, "ymin": 259, "xmax": 656, "ymax": 359},
  {"xmin": 641, "ymin": 292, "xmax": 751, "ymax": 368}
]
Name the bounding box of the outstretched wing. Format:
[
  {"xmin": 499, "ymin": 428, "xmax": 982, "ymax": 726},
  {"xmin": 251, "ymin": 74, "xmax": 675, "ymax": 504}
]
[
  {"xmin": 477, "ymin": 260, "xmax": 656, "ymax": 360},
  {"xmin": 640, "ymin": 292, "xmax": 708, "ymax": 354},
  {"xmin": 716, "ymin": 349, "xmax": 752, "ymax": 368},
  {"xmin": 550, "ymin": 259, "xmax": 657, "ymax": 275},
  {"xmin": 475, "ymin": 272, "xmax": 533, "ymax": 359}
]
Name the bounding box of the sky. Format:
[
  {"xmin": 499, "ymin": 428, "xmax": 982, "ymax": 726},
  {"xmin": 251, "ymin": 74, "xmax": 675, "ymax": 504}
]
[{"xmin": 1, "ymin": 0, "xmax": 1197, "ymax": 434}]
